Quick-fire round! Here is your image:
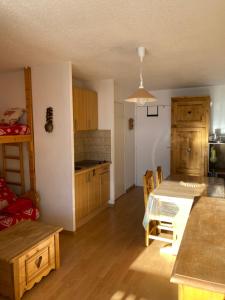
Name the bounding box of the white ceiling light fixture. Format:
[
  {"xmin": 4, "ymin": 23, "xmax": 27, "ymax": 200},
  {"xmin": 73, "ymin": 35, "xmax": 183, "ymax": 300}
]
[{"xmin": 125, "ymin": 46, "xmax": 157, "ymax": 105}]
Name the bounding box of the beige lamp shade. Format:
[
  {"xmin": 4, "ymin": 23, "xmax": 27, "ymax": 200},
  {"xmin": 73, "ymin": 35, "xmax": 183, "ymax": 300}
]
[{"xmin": 125, "ymin": 87, "xmax": 156, "ymax": 104}]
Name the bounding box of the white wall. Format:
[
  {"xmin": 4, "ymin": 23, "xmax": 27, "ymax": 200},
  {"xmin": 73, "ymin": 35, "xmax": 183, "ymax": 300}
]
[
  {"xmin": 0, "ymin": 70, "xmax": 25, "ymax": 111},
  {"xmin": 32, "ymin": 62, "xmax": 75, "ymax": 231},
  {"xmin": 124, "ymin": 103, "xmax": 135, "ymax": 190},
  {"xmin": 0, "ymin": 70, "xmax": 30, "ymax": 191},
  {"xmin": 135, "ymin": 84, "xmax": 225, "ymax": 186},
  {"xmin": 84, "ymin": 79, "xmax": 115, "ymax": 204}
]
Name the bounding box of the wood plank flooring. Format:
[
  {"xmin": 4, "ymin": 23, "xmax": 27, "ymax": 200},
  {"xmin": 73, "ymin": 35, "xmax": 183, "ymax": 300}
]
[{"xmin": 0, "ymin": 188, "xmax": 177, "ymax": 300}]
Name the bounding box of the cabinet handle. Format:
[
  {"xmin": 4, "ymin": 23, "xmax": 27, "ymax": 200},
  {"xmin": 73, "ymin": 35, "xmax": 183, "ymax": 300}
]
[
  {"xmin": 35, "ymin": 256, "xmax": 43, "ymax": 268},
  {"xmin": 93, "ymin": 169, "xmax": 96, "ymax": 176},
  {"xmin": 186, "ymin": 148, "xmax": 191, "ymax": 153}
]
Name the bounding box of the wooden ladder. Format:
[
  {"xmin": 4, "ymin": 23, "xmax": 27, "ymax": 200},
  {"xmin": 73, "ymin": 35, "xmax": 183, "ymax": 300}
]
[{"xmin": 2, "ymin": 143, "xmax": 25, "ymax": 194}]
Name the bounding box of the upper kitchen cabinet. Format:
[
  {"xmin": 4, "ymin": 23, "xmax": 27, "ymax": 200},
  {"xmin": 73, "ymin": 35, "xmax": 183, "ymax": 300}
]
[{"xmin": 73, "ymin": 87, "xmax": 98, "ymax": 131}]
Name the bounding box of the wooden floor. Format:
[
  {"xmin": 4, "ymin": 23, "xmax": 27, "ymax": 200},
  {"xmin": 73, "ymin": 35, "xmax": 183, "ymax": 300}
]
[{"xmin": 2, "ymin": 188, "xmax": 177, "ymax": 300}]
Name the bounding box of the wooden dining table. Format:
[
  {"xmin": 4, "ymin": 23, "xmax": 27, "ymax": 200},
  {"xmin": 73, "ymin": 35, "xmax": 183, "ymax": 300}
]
[
  {"xmin": 171, "ymin": 195, "xmax": 225, "ymax": 300},
  {"xmin": 153, "ymin": 175, "xmax": 224, "ymax": 255}
]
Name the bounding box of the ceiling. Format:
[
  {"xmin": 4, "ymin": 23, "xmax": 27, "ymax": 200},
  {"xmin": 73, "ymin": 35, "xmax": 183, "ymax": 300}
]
[{"xmin": 0, "ymin": 0, "xmax": 225, "ymax": 91}]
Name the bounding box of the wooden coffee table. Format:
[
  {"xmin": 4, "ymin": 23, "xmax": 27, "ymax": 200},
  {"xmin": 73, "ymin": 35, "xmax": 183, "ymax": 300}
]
[{"xmin": 0, "ymin": 221, "xmax": 63, "ymax": 300}]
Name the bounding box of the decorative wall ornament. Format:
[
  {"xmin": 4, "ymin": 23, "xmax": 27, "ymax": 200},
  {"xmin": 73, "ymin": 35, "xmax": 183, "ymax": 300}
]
[
  {"xmin": 128, "ymin": 118, "xmax": 134, "ymax": 130},
  {"xmin": 44, "ymin": 107, "xmax": 53, "ymax": 133}
]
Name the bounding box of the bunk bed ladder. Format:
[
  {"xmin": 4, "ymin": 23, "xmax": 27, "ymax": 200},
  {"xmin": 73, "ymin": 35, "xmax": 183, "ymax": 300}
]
[{"xmin": 2, "ymin": 143, "xmax": 25, "ymax": 194}]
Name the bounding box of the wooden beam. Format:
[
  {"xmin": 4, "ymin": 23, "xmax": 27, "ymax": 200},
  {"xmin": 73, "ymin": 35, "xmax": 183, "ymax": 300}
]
[{"xmin": 24, "ymin": 67, "xmax": 36, "ymax": 191}]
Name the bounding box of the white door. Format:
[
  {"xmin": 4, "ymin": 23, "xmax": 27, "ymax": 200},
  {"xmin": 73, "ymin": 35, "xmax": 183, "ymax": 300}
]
[
  {"xmin": 115, "ymin": 102, "xmax": 125, "ymax": 199},
  {"xmin": 135, "ymin": 105, "xmax": 171, "ymax": 186}
]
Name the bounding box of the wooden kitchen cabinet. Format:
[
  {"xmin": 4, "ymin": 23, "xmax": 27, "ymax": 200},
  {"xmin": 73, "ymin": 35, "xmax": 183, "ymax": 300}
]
[
  {"xmin": 98, "ymin": 165, "xmax": 110, "ymax": 206},
  {"xmin": 171, "ymin": 96, "xmax": 210, "ymax": 176},
  {"xmin": 86, "ymin": 89, "xmax": 98, "ymax": 130},
  {"xmin": 73, "ymin": 87, "xmax": 98, "ymax": 131},
  {"xmin": 88, "ymin": 169, "xmax": 101, "ymax": 212},
  {"xmin": 75, "ymin": 164, "xmax": 110, "ymax": 228},
  {"xmin": 75, "ymin": 172, "xmax": 89, "ymax": 222}
]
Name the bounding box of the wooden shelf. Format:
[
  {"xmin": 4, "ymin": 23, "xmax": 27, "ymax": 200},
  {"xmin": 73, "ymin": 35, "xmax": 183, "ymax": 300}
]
[{"xmin": 0, "ymin": 135, "xmax": 32, "ymax": 144}]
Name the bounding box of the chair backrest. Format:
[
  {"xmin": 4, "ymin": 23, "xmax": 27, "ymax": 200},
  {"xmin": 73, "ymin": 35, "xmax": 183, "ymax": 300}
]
[
  {"xmin": 156, "ymin": 166, "xmax": 163, "ymax": 187},
  {"xmin": 143, "ymin": 170, "xmax": 154, "ymax": 207}
]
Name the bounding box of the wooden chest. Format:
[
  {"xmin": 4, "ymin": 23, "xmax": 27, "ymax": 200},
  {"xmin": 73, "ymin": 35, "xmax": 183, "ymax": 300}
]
[{"xmin": 0, "ymin": 221, "xmax": 63, "ymax": 300}]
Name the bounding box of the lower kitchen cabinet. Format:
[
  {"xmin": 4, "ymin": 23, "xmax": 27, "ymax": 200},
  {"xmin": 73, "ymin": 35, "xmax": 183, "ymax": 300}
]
[
  {"xmin": 75, "ymin": 171, "xmax": 89, "ymax": 222},
  {"xmin": 98, "ymin": 166, "xmax": 110, "ymax": 206},
  {"xmin": 88, "ymin": 169, "xmax": 101, "ymax": 212},
  {"xmin": 75, "ymin": 164, "xmax": 110, "ymax": 228}
]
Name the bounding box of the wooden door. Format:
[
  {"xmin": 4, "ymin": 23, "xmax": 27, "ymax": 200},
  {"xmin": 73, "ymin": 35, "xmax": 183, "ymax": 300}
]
[
  {"xmin": 86, "ymin": 90, "xmax": 98, "ymax": 130},
  {"xmin": 171, "ymin": 128, "xmax": 206, "ymax": 176},
  {"xmin": 88, "ymin": 169, "xmax": 100, "ymax": 212},
  {"xmin": 73, "ymin": 87, "xmax": 88, "ymax": 131},
  {"xmin": 172, "ymin": 97, "xmax": 210, "ymax": 128},
  {"xmin": 75, "ymin": 172, "xmax": 89, "ymax": 223}
]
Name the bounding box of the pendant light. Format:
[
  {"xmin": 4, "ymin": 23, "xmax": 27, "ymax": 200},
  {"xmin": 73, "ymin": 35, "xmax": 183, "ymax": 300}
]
[{"xmin": 125, "ymin": 46, "xmax": 156, "ymax": 105}]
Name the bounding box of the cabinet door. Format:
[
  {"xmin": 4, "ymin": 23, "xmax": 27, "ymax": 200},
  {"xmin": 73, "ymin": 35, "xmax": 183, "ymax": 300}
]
[
  {"xmin": 73, "ymin": 87, "xmax": 88, "ymax": 131},
  {"xmin": 73, "ymin": 87, "xmax": 98, "ymax": 131},
  {"xmin": 88, "ymin": 169, "xmax": 100, "ymax": 213},
  {"xmin": 100, "ymin": 171, "xmax": 110, "ymax": 205},
  {"xmin": 172, "ymin": 97, "xmax": 210, "ymax": 128},
  {"xmin": 171, "ymin": 128, "xmax": 206, "ymax": 176},
  {"xmin": 75, "ymin": 172, "xmax": 89, "ymax": 223},
  {"xmin": 86, "ymin": 90, "xmax": 98, "ymax": 130}
]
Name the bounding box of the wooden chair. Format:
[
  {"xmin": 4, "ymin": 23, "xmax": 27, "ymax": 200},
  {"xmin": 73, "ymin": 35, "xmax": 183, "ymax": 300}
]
[
  {"xmin": 143, "ymin": 169, "xmax": 177, "ymax": 247},
  {"xmin": 143, "ymin": 170, "xmax": 155, "ymax": 246},
  {"xmin": 156, "ymin": 166, "xmax": 163, "ymax": 187}
]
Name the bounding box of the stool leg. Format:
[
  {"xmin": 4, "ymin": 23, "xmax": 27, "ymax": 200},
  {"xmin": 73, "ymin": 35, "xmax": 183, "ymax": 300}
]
[{"xmin": 145, "ymin": 225, "xmax": 149, "ymax": 247}]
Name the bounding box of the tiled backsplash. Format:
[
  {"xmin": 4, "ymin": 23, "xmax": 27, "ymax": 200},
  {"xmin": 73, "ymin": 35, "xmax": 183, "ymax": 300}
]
[{"xmin": 75, "ymin": 130, "xmax": 111, "ymax": 162}]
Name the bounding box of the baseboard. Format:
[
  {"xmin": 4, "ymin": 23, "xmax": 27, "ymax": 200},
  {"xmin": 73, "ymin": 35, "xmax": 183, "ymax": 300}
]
[{"xmin": 126, "ymin": 184, "xmax": 135, "ymax": 193}]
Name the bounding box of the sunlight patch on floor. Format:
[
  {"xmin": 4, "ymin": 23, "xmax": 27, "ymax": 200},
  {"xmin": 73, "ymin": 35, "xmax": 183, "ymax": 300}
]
[
  {"xmin": 128, "ymin": 241, "xmax": 176, "ymax": 277},
  {"xmin": 110, "ymin": 290, "xmax": 148, "ymax": 300},
  {"xmin": 110, "ymin": 290, "xmax": 125, "ymax": 300}
]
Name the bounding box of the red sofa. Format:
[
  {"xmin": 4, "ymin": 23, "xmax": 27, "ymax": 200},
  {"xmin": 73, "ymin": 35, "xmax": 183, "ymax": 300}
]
[{"xmin": 0, "ymin": 178, "xmax": 39, "ymax": 231}]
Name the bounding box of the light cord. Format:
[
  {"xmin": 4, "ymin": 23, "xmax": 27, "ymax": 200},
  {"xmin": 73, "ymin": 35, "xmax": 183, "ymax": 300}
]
[{"xmin": 139, "ymin": 53, "xmax": 144, "ymax": 88}]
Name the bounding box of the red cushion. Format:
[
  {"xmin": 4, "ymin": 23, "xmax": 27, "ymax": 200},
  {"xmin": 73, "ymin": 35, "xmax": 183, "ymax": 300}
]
[
  {"xmin": 20, "ymin": 207, "xmax": 40, "ymax": 220},
  {"xmin": 0, "ymin": 207, "xmax": 40, "ymax": 231},
  {"xmin": 2, "ymin": 198, "xmax": 33, "ymax": 214},
  {"xmin": 0, "ymin": 214, "xmax": 21, "ymax": 231},
  {"xmin": 0, "ymin": 186, "xmax": 17, "ymax": 211},
  {"xmin": 0, "ymin": 178, "xmax": 6, "ymax": 189}
]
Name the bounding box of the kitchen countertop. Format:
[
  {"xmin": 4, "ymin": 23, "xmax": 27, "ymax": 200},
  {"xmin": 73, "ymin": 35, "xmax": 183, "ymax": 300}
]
[
  {"xmin": 75, "ymin": 161, "xmax": 110, "ymax": 175},
  {"xmin": 171, "ymin": 196, "xmax": 225, "ymax": 294}
]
